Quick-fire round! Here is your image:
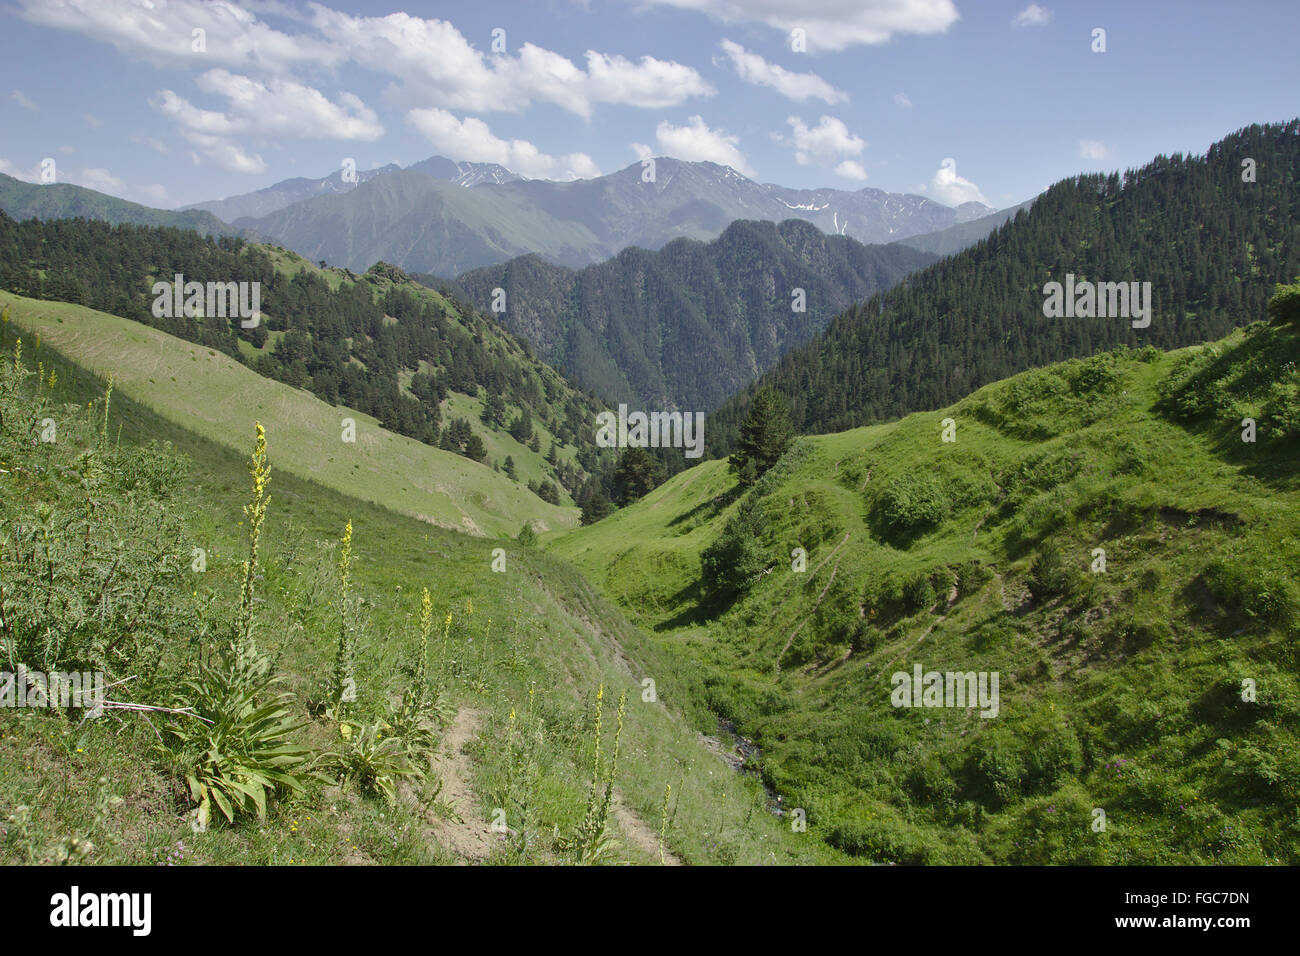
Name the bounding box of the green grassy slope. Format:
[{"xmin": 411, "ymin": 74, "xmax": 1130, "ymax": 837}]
[
  {"xmin": 552, "ymin": 324, "xmax": 1300, "ymax": 864},
  {"xmin": 1, "ymin": 291, "xmax": 574, "ymax": 538},
  {"xmin": 0, "ymin": 318, "xmax": 832, "ymax": 865}
]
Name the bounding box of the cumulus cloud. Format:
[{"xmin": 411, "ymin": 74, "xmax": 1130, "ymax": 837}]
[
  {"xmin": 69, "ymin": 167, "xmax": 125, "ymax": 194},
  {"xmin": 929, "ymin": 157, "xmax": 988, "ymax": 205},
  {"xmin": 782, "ymin": 115, "xmax": 866, "ymax": 168},
  {"xmin": 309, "ymin": 8, "xmax": 711, "ymax": 117},
  {"xmin": 154, "ymin": 69, "xmax": 382, "ymax": 173},
  {"xmin": 407, "ymin": 109, "xmax": 600, "ymax": 181},
  {"xmin": 834, "ymin": 160, "xmax": 868, "ymax": 180},
  {"xmin": 716, "ymin": 40, "xmax": 845, "ymax": 103},
  {"xmin": 1079, "ymin": 139, "xmax": 1109, "ymax": 160},
  {"xmin": 10, "ymin": 90, "xmax": 37, "ymax": 110},
  {"xmin": 0, "ymin": 158, "xmax": 42, "ymax": 182},
  {"xmin": 158, "ymin": 70, "xmax": 383, "ymax": 140},
  {"xmin": 16, "ymin": 0, "xmax": 340, "ymax": 71},
  {"xmin": 645, "ymin": 115, "xmax": 753, "ymax": 175},
  {"xmin": 894, "ymin": 92, "xmax": 913, "ymax": 108},
  {"xmin": 1012, "ymin": 4, "xmax": 1052, "ymax": 27},
  {"xmin": 641, "ymin": 0, "xmax": 958, "ymax": 51}
]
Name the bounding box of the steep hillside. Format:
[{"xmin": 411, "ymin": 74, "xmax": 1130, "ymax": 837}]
[
  {"xmin": 0, "ymin": 172, "xmax": 230, "ymax": 234},
  {"xmin": 708, "ymin": 120, "xmax": 1300, "ymax": 453},
  {"xmin": 0, "ymin": 214, "xmax": 611, "ymax": 508},
  {"xmin": 453, "ymin": 219, "xmax": 937, "ymax": 411},
  {"xmin": 0, "ymin": 317, "xmax": 829, "ymax": 865},
  {"xmin": 0, "ymin": 291, "xmax": 572, "ymax": 537},
  {"xmin": 237, "ymin": 157, "xmax": 990, "ymax": 276},
  {"xmin": 552, "ymin": 321, "xmax": 1300, "ymax": 864}
]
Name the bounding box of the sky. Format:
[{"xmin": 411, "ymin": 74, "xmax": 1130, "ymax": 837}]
[{"xmin": 1, "ymin": 0, "xmax": 1297, "ymax": 211}]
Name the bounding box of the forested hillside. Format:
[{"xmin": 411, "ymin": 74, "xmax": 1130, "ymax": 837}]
[
  {"xmin": 0, "ymin": 214, "xmax": 613, "ymax": 505},
  {"xmin": 452, "ymin": 219, "xmax": 936, "ymax": 412},
  {"xmin": 708, "ymin": 120, "xmax": 1300, "ymax": 454}
]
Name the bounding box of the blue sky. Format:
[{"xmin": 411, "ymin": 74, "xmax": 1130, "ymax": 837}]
[{"xmin": 2, "ymin": 0, "xmax": 1297, "ymax": 210}]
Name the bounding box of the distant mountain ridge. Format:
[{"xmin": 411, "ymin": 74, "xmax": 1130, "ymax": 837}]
[
  {"xmin": 231, "ymin": 156, "xmax": 995, "ymax": 275},
  {"xmin": 0, "ymin": 172, "xmax": 231, "ymax": 235},
  {"xmin": 450, "ymin": 218, "xmax": 938, "ymax": 412},
  {"xmin": 184, "ymin": 155, "xmax": 522, "ymax": 223}
]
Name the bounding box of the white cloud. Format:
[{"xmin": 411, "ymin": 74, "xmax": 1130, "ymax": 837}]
[
  {"xmin": 10, "ymin": 90, "xmax": 37, "ymax": 110},
  {"xmin": 894, "ymin": 92, "xmax": 913, "ymax": 108},
  {"xmin": 310, "ymin": 9, "xmax": 711, "ymax": 118},
  {"xmin": 16, "ymin": 0, "xmax": 340, "ymax": 72},
  {"xmin": 1079, "ymin": 139, "xmax": 1109, "ymax": 160},
  {"xmin": 641, "ymin": 0, "xmax": 959, "ymax": 51},
  {"xmin": 157, "ymin": 70, "xmax": 383, "ymax": 141},
  {"xmin": 406, "ymin": 109, "xmax": 600, "ymax": 181},
  {"xmin": 0, "ymin": 159, "xmax": 42, "ymax": 182},
  {"xmin": 69, "ymin": 167, "xmax": 125, "ymax": 194},
  {"xmin": 131, "ymin": 135, "xmax": 169, "ymax": 154},
  {"xmin": 716, "ymin": 40, "xmax": 845, "ymax": 103},
  {"xmin": 83, "ymin": 113, "xmax": 103, "ymax": 128},
  {"xmin": 929, "ymin": 157, "xmax": 988, "ymax": 205},
  {"xmin": 155, "ymin": 70, "xmax": 382, "ymax": 173},
  {"xmin": 834, "ymin": 160, "xmax": 868, "ymax": 180},
  {"xmin": 1012, "ymin": 4, "xmax": 1052, "ymax": 27},
  {"xmin": 648, "ymin": 115, "xmax": 753, "ymax": 175},
  {"xmin": 783, "ymin": 115, "xmax": 866, "ymax": 167}
]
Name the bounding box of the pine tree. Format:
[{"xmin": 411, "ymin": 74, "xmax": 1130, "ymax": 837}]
[{"xmin": 729, "ymin": 386, "xmax": 793, "ymax": 486}]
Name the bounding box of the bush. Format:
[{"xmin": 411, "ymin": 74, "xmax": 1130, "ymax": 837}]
[
  {"xmin": 873, "ymin": 474, "xmax": 950, "ymax": 540},
  {"xmin": 1267, "ymin": 278, "xmax": 1300, "ymax": 328},
  {"xmin": 700, "ymin": 505, "xmax": 768, "ymax": 603},
  {"xmin": 1203, "ymin": 557, "xmax": 1297, "ymax": 626},
  {"xmin": 903, "ymin": 573, "xmax": 937, "ymax": 612},
  {"xmin": 1027, "ymin": 541, "xmax": 1075, "ymax": 600}
]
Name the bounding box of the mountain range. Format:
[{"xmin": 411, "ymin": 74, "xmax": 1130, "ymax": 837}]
[
  {"xmin": 223, "ymin": 155, "xmax": 995, "ymax": 275},
  {"xmin": 448, "ymin": 218, "xmax": 936, "ymax": 412}
]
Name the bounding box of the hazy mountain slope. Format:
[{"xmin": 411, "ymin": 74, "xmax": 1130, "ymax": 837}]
[
  {"xmin": 893, "ymin": 199, "xmax": 1035, "ymax": 257},
  {"xmin": 182, "ymin": 164, "xmax": 400, "ymax": 222},
  {"xmin": 0, "ymin": 172, "xmax": 230, "ymax": 234},
  {"xmin": 552, "ymin": 323, "xmax": 1300, "ymax": 864},
  {"xmin": 237, "ymin": 157, "xmax": 991, "ymax": 275},
  {"xmin": 708, "ymin": 119, "xmax": 1300, "ymax": 453},
  {"xmin": 454, "ymin": 219, "xmax": 938, "ymax": 411},
  {"xmin": 186, "ymin": 156, "xmax": 521, "ymax": 223}
]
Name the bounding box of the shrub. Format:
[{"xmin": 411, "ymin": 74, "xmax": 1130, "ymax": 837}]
[
  {"xmin": 700, "ymin": 504, "xmax": 768, "ymax": 602},
  {"xmin": 1027, "ymin": 541, "xmax": 1075, "ymax": 600},
  {"xmin": 872, "ymin": 473, "xmax": 950, "ymax": 540},
  {"xmin": 1266, "ymin": 277, "xmax": 1300, "ymax": 329},
  {"xmin": 903, "ymin": 573, "xmax": 937, "ymax": 612}
]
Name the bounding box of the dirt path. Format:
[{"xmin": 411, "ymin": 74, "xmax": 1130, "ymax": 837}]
[
  {"xmin": 613, "ymin": 789, "xmax": 682, "ymax": 865},
  {"xmin": 879, "ymin": 582, "xmax": 959, "ymax": 673},
  {"xmin": 424, "ymin": 708, "xmax": 495, "ymax": 862}
]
